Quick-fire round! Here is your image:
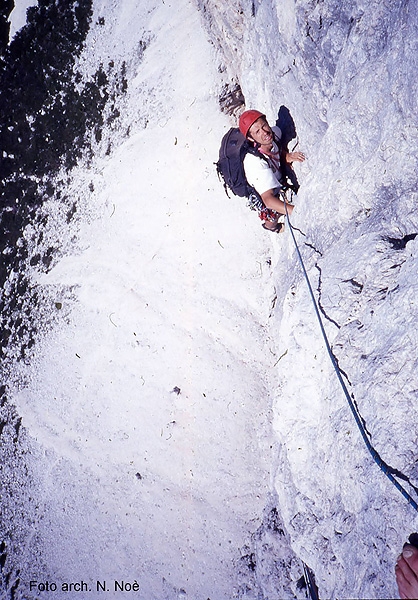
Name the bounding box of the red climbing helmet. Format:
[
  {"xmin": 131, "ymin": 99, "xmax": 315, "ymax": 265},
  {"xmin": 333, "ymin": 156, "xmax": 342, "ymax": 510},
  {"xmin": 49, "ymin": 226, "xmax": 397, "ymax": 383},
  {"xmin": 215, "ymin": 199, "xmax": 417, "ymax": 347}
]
[{"xmin": 238, "ymin": 110, "xmax": 265, "ymax": 138}]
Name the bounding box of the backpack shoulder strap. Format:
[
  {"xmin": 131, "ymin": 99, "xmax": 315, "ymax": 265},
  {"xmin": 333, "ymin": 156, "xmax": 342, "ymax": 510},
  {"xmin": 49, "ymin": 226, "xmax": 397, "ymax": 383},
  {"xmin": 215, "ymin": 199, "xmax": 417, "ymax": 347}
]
[{"xmin": 245, "ymin": 142, "xmax": 270, "ymax": 164}]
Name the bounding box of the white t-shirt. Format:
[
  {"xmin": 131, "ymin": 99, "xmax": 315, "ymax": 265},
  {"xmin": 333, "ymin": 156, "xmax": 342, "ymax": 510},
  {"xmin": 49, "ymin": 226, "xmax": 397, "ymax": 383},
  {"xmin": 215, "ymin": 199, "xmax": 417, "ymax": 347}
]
[{"xmin": 243, "ymin": 126, "xmax": 283, "ymax": 196}]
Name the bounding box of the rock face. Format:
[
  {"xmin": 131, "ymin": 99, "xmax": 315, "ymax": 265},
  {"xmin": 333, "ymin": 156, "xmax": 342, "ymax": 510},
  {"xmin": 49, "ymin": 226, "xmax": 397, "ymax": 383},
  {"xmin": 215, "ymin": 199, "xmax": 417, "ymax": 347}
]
[
  {"xmin": 1, "ymin": 0, "xmax": 418, "ymax": 599},
  {"xmin": 1, "ymin": 1, "xmax": 276, "ymax": 599},
  {"xmin": 197, "ymin": 0, "xmax": 418, "ymax": 597}
]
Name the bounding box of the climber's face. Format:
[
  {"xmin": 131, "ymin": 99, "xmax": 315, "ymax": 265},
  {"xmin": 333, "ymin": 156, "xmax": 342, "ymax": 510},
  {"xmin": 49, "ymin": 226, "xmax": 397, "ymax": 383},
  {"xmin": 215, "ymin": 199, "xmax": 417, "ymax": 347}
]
[{"xmin": 248, "ymin": 117, "xmax": 273, "ymax": 147}]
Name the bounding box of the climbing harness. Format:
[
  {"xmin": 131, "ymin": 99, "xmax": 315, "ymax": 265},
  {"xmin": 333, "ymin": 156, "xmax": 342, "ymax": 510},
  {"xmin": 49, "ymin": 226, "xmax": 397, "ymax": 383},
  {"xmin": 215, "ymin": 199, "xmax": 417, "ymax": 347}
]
[{"xmin": 282, "ymin": 191, "xmax": 418, "ymax": 514}]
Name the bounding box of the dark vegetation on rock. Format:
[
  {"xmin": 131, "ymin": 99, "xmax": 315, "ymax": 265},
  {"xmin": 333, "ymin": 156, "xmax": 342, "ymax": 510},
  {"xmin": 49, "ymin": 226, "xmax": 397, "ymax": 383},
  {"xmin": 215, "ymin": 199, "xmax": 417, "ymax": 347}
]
[
  {"xmin": 0, "ymin": 1, "xmax": 14, "ymax": 55},
  {"xmin": 0, "ymin": 0, "xmax": 129, "ymax": 360},
  {"xmin": 1, "ymin": 0, "xmax": 91, "ymax": 360}
]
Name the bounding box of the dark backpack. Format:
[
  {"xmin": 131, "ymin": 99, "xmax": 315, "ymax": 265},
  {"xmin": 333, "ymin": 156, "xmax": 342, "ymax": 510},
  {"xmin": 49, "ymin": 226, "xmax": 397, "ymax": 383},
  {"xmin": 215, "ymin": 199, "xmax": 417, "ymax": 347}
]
[{"xmin": 216, "ymin": 127, "xmax": 265, "ymax": 210}]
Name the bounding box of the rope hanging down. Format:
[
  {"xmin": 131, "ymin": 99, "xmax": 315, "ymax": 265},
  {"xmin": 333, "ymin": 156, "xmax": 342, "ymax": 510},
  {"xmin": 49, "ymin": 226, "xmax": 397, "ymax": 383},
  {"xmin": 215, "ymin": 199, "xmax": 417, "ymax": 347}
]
[{"xmin": 282, "ymin": 192, "xmax": 418, "ymax": 513}]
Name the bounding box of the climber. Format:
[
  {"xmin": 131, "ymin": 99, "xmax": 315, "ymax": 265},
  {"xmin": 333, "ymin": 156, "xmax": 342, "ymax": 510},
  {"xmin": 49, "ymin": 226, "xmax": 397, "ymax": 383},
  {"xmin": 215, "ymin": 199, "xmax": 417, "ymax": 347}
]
[
  {"xmin": 239, "ymin": 110, "xmax": 305, "ymax": 231},
  {"xmin": 395, "ymin": 540, "xmax": 418, "ymax": 599}
]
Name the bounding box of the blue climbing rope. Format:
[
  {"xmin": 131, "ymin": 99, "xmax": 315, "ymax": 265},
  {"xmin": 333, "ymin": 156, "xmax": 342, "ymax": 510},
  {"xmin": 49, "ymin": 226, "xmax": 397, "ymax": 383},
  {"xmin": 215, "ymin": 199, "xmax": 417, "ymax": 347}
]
[
  {"xmin": 283, "ymin": 193, "xmax": 418, "ymax": 513},
  {"xmin": 303, "ymin": 562, "xmax": 320, "ymax": 600}
]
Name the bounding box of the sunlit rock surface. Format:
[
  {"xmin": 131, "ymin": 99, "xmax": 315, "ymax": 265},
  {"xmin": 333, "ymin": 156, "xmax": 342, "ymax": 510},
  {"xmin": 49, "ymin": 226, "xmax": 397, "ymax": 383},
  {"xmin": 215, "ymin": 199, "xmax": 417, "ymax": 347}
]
[
  {"xmin": 1, "ymin": 1, "xmax": 417, "ymax": 599},
  {"xmin": 199, "ymin": 1, "xmax": 418, "ymax": 598}
]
